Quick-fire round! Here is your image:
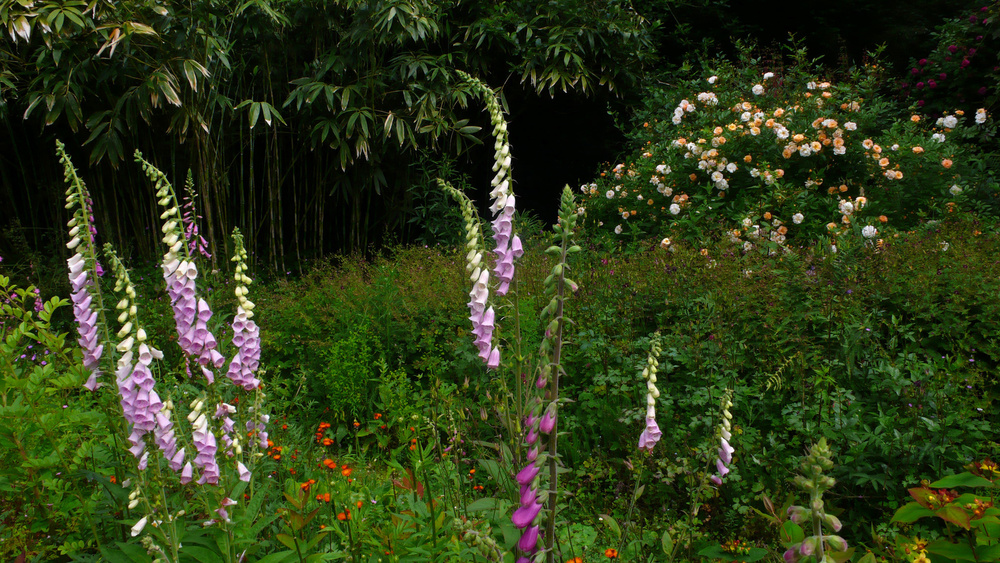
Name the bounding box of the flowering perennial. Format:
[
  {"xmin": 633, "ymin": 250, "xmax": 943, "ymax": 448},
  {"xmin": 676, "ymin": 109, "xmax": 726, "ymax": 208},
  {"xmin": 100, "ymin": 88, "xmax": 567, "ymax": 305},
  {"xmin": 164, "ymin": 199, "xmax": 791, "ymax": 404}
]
[
  {"xmin": 440, "ymin": 179, "xmax": 498, "ymax": 367},
  {"xmin": 710, "ymin": 389, "xmax": 734, "ymax": 486},
  {"xmin": 59, "ymin": 141, "xmax": 105, "ymax": 392},
  {"xmin": 226, "ymin": 229, "xmax": 262, "ymax": 390},
  {"xmin": 181, "ymin": 171, "xmax": 212, "ymax": 259},
  {"xmin": 105, "ymin": 248, "xmax": 167, "ymax": 463},
  {"xmin": 138, "ymin": 153, "xmax": 226, "ymax": 383},
  {"xmin": 637, "ymin": 334, "xmax": 663, "ymax": 452},
  {"xmin": 511, "ymin": 187, "xmax": 581, "ymax": 563}
]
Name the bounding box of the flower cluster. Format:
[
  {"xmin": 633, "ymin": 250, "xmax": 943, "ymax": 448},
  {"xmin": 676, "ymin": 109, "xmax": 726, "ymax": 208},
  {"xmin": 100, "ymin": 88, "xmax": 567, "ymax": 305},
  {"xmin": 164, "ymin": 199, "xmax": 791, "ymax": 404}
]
[
  {"xmin": 443, "ymin": 72, "xmax": 526, "ymax": 370},
  {"xmin": 59, "ymin": 141, "xmax": 105, "ymax": 392},
  {"xmin": 139, "ymin": 153, "xmax": 226, "ymax": 383},
  {"xmin": 511, "ymin": 187, "xmax": 581, "ymax": 563},
  {"xmin": 186, "ymin": 397, "xmax": 219, "ymax": 485},
  {"xmin": 902, "ymin": 3, "xmax": 999, "ymax": 116},
  {"xmin": 105, "ymin": 248, "xmax": 166, "ymax": 466},
  {"xmin": 637, "ymin": 333, "xmax": 663, "ymax": 452},
  {"xmin": 579, "ymin": 55, "xmax": 986, "ymax": 246},
  {"xmin": 181, "ymin": 171, "xmax": 211, "ymax": 259},
  {"xmin": 226, "ymin": 229, "xmax": 261, "ymax": 390},
  {"xmin": 784, "ymin": 438, "xmax": 847, "ymax": 563},
  {"xmin": 441, "ymin": 179, "xmax": 499, "ymax": 368},
  {"xmin": 710, "ymin": 389, "xmax": 734, "ymax": 486}
]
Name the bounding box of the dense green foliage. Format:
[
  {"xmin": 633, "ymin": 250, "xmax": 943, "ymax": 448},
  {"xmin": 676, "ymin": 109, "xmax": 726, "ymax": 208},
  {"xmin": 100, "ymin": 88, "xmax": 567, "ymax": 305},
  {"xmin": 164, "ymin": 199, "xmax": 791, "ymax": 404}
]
[{"xmin": 5, "ymin": 3, "xmax": 1000, "ymax": 562}]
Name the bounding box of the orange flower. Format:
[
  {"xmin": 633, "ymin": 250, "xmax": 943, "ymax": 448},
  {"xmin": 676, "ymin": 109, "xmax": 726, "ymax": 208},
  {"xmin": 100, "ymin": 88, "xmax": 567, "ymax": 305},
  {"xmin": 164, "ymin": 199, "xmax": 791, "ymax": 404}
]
[
  {"xmin": 337, "ymin": 512, "xmax": 347, "ymax": 521},
  {"xmin": 911, "ymin": 115, "xmax": 921, "ymax": 123},
  {"xmin": 605, "ymin": 548, "xmax": 619, "ymax": 558},
  {"xmin": 744, "ymin": 154, "xmax": 752, "ymax": 163},
  {"xmin": 356, "ymin": 501, "xmax": 363, "ymax": 509},
  {"xmin": 324, "ymin": 459, "xmax": 337, "ymax": 469},
  {"xmin": 109, "ymin": 475, "xmax": 117, "ymax": 484},
  {"xmin": 763, "ymin": 212, "xmax": 772, "ymax": 220},
  {"xmin": 879, "ymin": 215, "xmax": 888, "ymax": 223},
  {"xmin": 374, "ymin": 413, "xmax": 382, "ymax": 420},
  {"xmin": 353, "ymin": 421, "xmax": 360, "ymax": 429},
  {"xmin": 566, "ymin": 558, "xmax": 584, "ymax": 563},
  {"xmin": 323, "ymin": 438, "xmax": 333, "ymax": 446},
  {"xmin": 282, "ymin": 424, "xmax": 288, "ymax": 430},
  {"xmin": 941, "ymin": 159, "xmax": 953, "ymax": 169},
  {"xmin": 912, "ymin": 146, "xmax": 924, "ymax": 154},
  {"xmin": 342, "ymin": 467, "xmax": 353, "ymax": 478}
]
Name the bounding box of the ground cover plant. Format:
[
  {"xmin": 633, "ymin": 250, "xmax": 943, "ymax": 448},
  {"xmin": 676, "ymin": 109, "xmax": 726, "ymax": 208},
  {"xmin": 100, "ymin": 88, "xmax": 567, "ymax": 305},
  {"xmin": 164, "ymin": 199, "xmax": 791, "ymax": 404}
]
[{"xmin": 4, "ymin": 34, "xmax": 1000, "ymax": 563}]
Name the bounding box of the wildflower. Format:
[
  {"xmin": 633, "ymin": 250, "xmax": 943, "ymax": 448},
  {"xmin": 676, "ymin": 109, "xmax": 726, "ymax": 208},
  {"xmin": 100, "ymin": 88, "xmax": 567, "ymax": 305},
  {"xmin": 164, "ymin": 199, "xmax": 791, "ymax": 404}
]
[
  {"xmin": 942, "ymin": 159, "xmax": 953, "ymax": 169},
  {"xmin": 976, "ymin": 108, "xmax": 987, "ymax": 124},
  {"xmin": 932, "ymin": 133, "xmax": 946, "ymax": 143},
  {"xmin": 707, "ymin": 75, "xmax": 717, "ymax": 84},
  {"xmin": 763, "ymin": 72, "xmax": 774, "ymax": 80},
  {"xmin": 752, "ymin": 84, "xmax": 764, "ymax": 96},
  {"xmin": 60, "ymin": 144, "xmax": 105, "ymax": 392},
  {"xmin": 950, "ymin": 185, "xmax": 963, "ymax": 195},
  {"xmin": 605, "ymin": 548, "xmax": 619, "ymax": 559},
  {"xmin": 862, "ymin": 226, "xmax": 878, "ymax": 239},
  {"xmin": 669, "ymin": 204, "xmax": 681, "ymax": 215},
  {"xmin": 844, "ymin": 122, "xmax": 857, "ymax": 131},
  {"xmin": 605, "ymin": 190, "xmax": 614, "ymax": 199},
  {"xmin": 614, "ymin": 224, "xmax": 623, "ymax": 235},
  {"xmin": 912, "ymin": 146, "xmax": 924, "ymax": 154},
  {"xmin": 943, "ymin": 115, "xmax": 958, "ymax": 129}
]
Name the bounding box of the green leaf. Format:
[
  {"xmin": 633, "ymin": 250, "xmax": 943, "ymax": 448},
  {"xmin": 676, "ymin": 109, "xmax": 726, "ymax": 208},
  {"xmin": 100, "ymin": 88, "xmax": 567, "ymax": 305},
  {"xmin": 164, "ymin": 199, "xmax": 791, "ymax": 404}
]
[
  {"xmin": 467, "ymin": 497, "xmax": 509, "ymax": 512},
  {"xmin": 780, "ymin": 521, "xmax": 805, "ymax": 547},
  {"xmin": 927, "ymin": 539, "xmax": 979, "ymax": 561},
  {"xmin": 599, "ymin": 514, "xmax": 621, "ymax": 539},
  {"xmin": 662, "ymin": 530, "xmax": 674, "ymax": 555},
  {"xmin": 936, "ymin": 504, "xmax": 973, "ymax": 530},
  {"xmin": 929, "ymin": 473, "xmax": 995, "ymax": 489},
  {"xmin": 276, "ymin": 533, "xmax": 297, "ymax": 550},
  {"xmin": 254, "ymin": 550, "xmax": 296, "ymax": 563},
  {"xmin": 891, "ymin": 501, "xmax": 936, "ymax": 524}
]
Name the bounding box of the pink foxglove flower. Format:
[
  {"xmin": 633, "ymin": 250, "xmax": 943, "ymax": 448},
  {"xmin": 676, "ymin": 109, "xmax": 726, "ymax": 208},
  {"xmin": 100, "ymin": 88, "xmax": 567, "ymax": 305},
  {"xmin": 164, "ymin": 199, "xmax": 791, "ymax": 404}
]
[
  {"xmin": 60, "ymin": 140, "xmax": 105, "ymax": 392},
  {"xmin": 637, "ymin": 335, "xmax": 663, "ymax": 452},
  {"xmin": 710, "ymin": 392, "xmax": 735, "ymax": 485}
]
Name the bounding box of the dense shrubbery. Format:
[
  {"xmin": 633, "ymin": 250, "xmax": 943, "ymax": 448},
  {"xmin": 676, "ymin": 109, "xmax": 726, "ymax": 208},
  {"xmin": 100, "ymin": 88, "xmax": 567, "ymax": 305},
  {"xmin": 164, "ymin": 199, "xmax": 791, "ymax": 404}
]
[{"xmin": 579, "ymin": 45, "xmax": 998, "ymax": 252}]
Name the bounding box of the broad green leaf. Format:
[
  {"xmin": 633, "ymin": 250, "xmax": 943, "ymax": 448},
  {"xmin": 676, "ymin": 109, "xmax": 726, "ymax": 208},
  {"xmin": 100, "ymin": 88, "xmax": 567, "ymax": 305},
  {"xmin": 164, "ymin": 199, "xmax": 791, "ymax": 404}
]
[
  {"xmin": 936, "ymin": 504, "xmax": 973, "ymax": 530},
  {"xmin": 780, "ymin": 521, "xmax": 805, "ymax": 546},
  {"xmin": 892, "ymin": 501, "xmax": 936, "ymax": 523},
  {"xmin": 929, "ymin": 473, "xmax": 995, "ymax": 489},
  {"xmin": 927, "ymin": 539, "xmax": 978, "ymax": 561}
]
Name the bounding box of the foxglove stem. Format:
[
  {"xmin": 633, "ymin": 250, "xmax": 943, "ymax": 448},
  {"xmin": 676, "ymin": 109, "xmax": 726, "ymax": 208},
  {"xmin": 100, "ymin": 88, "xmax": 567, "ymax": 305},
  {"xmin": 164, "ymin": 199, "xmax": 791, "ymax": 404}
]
[
  {"xmin": 181, "ymin": 171, "xmax": 212, "ymax": 259},
  {"xmin": 227, "ymin": 229, "xmax": 261, "ymax": 390},
  {"xmin": 59, "ymin": 140, "xmax": 106, "ymax": 391},
  {"xmin": 139, "ymin": 150, "xmax": 226, "ymax": 381},
  {"xmin": 105, "ymin": 247, "xmax": 166, "ymax": 462},
  {"xmin": 710, "ymin": 389, "xmax": 735, "ymax": 485},
  {"xmin": 637, "ymin": 334, "xmax": 663, "ymax": 452}
]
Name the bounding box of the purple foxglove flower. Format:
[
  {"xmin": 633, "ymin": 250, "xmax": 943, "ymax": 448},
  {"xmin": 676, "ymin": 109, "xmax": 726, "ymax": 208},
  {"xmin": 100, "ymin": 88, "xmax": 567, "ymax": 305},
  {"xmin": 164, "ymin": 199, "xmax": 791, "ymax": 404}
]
[
  {"xmin": 518, "ymin": 525, "xmax": 540, "ymax": 552},
  {"xmin": 539, "ymin": 407, "xmax": 556, "ymax": 434},
  {"xmin": 237, "ymin": 461, "xmax": 251, "ymax": 482},
  {"xmin": 516, "ymin": 463, "xmax": 540, "ymax": 486},
  {"xmin": 710, "ymin": 475, "xmax": 722, "ymax": 486},
  {"xmin": 638, "ymin": 416, "xmax": 662, "ymax": 452},
  {"xmin": 487, "ymin": 346, "xmax": 500, "ymax": 369},
  {"xmin": 512, "ymin": 498, "xmax": 542, "ymax": 528},
  {"xmin": 716, "ymin": 458, "xmax": 730, "ymax": 478},
  {"xmin": 719, "ymin": 437, "xmax": 734, "ymax": 465},
  {"xmin": 783, "ymin": 548, "xmax": 799, "ymax": 563},
  {"xmin": 170, "ymin": 448, "xmax": 186, "ymax": 472},
  {"xmin": 181, "ymin": 462, "xmax": 193, "ymax": 484}
]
